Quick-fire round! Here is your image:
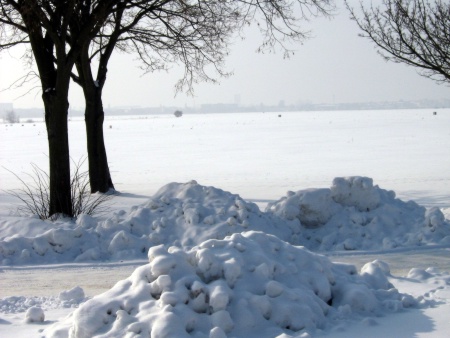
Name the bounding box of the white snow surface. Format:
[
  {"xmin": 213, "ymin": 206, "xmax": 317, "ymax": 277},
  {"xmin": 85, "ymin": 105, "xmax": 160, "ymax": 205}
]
[{"xmin": 1, "ymin": 109, "xmax": 450, "ymax": 337}]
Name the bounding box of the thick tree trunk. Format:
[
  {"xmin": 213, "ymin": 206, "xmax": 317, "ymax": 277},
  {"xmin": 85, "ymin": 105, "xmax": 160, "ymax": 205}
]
[
  {"xmin": 43, "ymin": 90, "xmax": 73, "ymax": 217},
  {"xmin": 85, "ymin": 87, "xmax": 115, "ymax": 193}
]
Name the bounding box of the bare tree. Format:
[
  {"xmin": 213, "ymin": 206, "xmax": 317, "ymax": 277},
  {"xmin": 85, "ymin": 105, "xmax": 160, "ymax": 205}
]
[
  {"xmin": 346, "ymin": 0, "xmax": 450, "ymax": 84},
  {"xmin": 70, "ymin": 0, "xmax": 334, "ymax": 193},
  {"xmin": 0, "ymin": 0, "xmax": 123, "ymax": 217},
  {"xmin": 1, "ymin": 0, "xmax": 334, "ymax": 209},
  {"xmin": 70, "ymin": 0, "xmax": 243, "ymax": 193},
  {"xmin": 4, "ymin": 110, "xmax": 19, "ymax": 123}
]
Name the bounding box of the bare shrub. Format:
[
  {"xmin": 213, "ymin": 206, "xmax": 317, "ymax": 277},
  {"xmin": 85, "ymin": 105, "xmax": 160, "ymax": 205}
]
[
  {"xmin": 4, "ymin": 159, "xmax": 114, "ymax": 220},
  {"xmin": 4, "ymin": 110, "xmax": 19, "ymax": 124}
]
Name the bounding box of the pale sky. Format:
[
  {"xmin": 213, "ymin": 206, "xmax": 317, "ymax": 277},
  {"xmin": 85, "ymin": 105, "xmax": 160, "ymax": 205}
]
[{"xmin": 0, "ymin": 1, "xmax": 448, "ymax": 109}]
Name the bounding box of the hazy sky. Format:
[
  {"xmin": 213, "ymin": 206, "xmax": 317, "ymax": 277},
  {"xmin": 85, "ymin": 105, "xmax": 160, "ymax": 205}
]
[{"xmin": 0, "ymin": 0, "xmax": 448, "ymax": 109}]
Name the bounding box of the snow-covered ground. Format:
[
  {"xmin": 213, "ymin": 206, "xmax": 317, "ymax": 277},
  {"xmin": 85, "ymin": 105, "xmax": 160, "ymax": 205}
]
[{"xmin": 0, "ymin": 109, "xmax": 449, "ymax": 337}]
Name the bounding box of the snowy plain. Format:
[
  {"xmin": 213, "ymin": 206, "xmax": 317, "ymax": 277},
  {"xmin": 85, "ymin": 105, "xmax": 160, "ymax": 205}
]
[{"xmin": 0, "ymin": 109, "xmax": 449, "ymax": 337}]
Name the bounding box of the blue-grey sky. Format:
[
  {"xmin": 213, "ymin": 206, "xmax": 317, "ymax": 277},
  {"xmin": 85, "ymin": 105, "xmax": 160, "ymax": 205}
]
[{"xmin": 0, "ymin": 0, "xmax": 448, "ymax": 109}]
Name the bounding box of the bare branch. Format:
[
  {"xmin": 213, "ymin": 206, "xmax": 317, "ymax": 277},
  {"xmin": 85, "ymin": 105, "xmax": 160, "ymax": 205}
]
[{"xmin": 346, "ymin": 0, "xmax": 450, "ymax": 85}]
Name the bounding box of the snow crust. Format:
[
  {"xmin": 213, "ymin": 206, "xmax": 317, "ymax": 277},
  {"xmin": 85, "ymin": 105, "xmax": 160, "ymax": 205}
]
[
  {"xmin": 1, "ymin": 177, "xmax": 449, "ymax": 266},
  {"xmin": 43, "ymin": 231, "xmax": 418, "ymax": 338}
]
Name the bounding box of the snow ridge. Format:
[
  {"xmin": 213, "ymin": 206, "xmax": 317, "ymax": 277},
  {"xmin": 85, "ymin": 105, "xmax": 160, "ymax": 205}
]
[{"xmin": 1, "ymin": 177, "xmax": 449, "ymax": 266}]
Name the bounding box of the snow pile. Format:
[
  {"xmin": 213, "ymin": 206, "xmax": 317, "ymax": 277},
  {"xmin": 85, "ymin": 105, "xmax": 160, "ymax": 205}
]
[
  {"xmin": 1, "ymin": 177, "xmax": 449, "ymax": 266},
  {"xmin": 44, "ymin": 231, "xmax": 417, "ymax": 338},
  {"xmin": 407, "ymin": 267, "xmax": 450, "ymax": 285},
  {"xmin": 0, "ymin": 181, "xmax": 291, "ymax": 265},
  {"xmin": 110, "ymin": 180, "xmax": 292, "ymax": 249},
  {"xmin": 0, "ymin": 296, "xmax": 55, "ymax": 314},
  {"xmin": 59, "ymin": 286, "xmax": 86, "ymax": 306},
  {"xmin": 0, "ymin": 216, "xmax": 103, "ymax": 265},
  {"xmin": 0, "ymin": 286, "xmax": 86, "ymax": 316},
  {"xmin": 267, "ymin": 177, "xmax": 450, "ymax": 251}
]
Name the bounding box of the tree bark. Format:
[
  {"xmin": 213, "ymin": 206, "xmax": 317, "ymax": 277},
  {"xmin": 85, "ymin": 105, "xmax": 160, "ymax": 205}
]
[
  {"xmin": 84, "ymin": 86, "xmax": 115, "ymax": 193},
  {"xmin": 75, "ymin": 39, "xmax": 115, "ymax": 194},
  {"xmin": 43, "ymin": 88, "xmax": 73, "ymax": 217},
  {"xmin": 24, "ymin": 19, "xmax": 74, "ymax": 218}
]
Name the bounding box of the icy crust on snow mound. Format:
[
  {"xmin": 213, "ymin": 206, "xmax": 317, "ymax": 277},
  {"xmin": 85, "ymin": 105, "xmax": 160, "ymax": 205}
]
[
  {"xmin": 44, "ymin": 232, "xmax": 416, "ymax": 338},
  {"xmin": 267, "ymin": 176, "xmax": 450, "ymax": 251}
]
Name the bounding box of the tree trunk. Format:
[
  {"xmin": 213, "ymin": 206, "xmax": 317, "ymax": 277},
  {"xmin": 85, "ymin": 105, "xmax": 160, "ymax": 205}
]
[
  {"xmin": 85, "ymin": 87, "xmax": 115, "ymax": 193},
  {"xmin": 43, "ymin": 90, "xmax": 73, "ymax": 217}
]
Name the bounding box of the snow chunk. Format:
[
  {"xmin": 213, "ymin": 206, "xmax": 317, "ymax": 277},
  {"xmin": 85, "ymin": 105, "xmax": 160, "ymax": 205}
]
[
  {"xmin": 59, "ymin": 286, "xmax": 85, "ymax": 303},
  {"xmin": 425, "ymin": 207, "xmax": 446, "ymax": 229},
  {"xmin": 76, "ymin": 214, "xmax": 97, "ymax": 229},
  {"xmin": 360, "ymin": 261, "xmax": 393, "ymax": 290},
  {"xmin": 331, "ymin": 176, "xmax": 381, "ymax": 212},
  {"xmin": 407, "ymin": 268, "xmax": 434, "ymax": 281},
  {"xmin": 25, "ymin": 306, "xmax": 45, "ymax": 323},
  {"xmin": 209, "ymin": 281, "xmax": 231, "ymax": 312},
  {"xmin": 210, "ymin": 326, "xmax": 227, "ymax": 338},
  {"xmin": 267, "ymin": 188, "xmax": 341, "ymax": 227},
  {"xmin": 266, "ymin": 280, "xmax": 284, "ymax": 297},
  {"xmin": 151, "ymin": 254, "xmax": 177, "ymax": 276}
]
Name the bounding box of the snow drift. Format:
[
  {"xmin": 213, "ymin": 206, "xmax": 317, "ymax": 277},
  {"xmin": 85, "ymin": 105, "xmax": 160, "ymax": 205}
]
[
  {"xmin": 44, "ymin": 231, "xmax": 418, "ymax": 338},
  {"xmin": 1, "ymin": 177, "xmax": 449, "ymax": 266}
]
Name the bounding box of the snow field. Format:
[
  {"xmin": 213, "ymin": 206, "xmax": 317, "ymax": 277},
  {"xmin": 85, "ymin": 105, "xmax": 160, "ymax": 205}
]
[
  {"xmin": 1, "ymin": 109, "xmax": 449, "ymax": 337},
  {"xmin": 2, "ymin": 109, "xmax": 449, "ymax": 206}
]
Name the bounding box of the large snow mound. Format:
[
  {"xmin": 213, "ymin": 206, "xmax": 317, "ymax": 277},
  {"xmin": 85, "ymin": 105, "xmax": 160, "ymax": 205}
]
[
  {"xmin": 43, "ymin": 231, "xmax": 418, "ymax": 338},
  {"xmin": 0, "ymin": 180, "xmax": 291, "ymax": 265},
  {"xmin": 1, "ymin": 177, "xmax": 449, "ymax": 265}
]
